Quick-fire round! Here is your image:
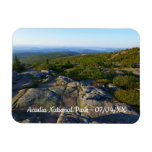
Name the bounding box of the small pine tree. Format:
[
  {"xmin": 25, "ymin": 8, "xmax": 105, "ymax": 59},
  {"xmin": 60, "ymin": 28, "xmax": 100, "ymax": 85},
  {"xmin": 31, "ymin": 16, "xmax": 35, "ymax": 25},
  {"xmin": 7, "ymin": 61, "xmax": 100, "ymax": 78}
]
[
  {"xmin": 13, "ymin": 55, "xmax": 24, "ymax": 72},
  {"xmin": 43, "ymin": 58, "xmax": 49, "ymax": 70}
]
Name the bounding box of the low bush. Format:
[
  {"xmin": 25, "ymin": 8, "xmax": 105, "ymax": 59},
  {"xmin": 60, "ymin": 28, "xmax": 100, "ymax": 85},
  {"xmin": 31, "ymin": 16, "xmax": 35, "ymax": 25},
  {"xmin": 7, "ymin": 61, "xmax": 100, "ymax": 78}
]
[
  {"xmin": 113, "ymin": 75, "xmax": 139, "ymax": 89},
  {"xmin": 114, "ymin": 89, "xmax": 139, "ymax": 106}
]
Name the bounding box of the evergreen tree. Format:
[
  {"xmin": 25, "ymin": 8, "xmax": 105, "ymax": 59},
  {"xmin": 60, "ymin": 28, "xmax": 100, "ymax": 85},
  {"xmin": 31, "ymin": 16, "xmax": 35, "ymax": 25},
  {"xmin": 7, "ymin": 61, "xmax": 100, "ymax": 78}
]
[
  {"xmin": 13, "ymin": 55, "xmax": 24, "ymax": 72},
  {"xmin": 43, "ymin": 58, "xmax": 49, "ymax": 70}
]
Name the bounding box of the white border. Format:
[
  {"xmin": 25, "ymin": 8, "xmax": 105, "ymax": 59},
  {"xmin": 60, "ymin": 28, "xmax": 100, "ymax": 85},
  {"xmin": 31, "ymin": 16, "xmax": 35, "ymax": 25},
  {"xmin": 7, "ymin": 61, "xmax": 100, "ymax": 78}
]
[{"xmin": 0, "ymin": 0, "xmax": 151, "ymax": 152}]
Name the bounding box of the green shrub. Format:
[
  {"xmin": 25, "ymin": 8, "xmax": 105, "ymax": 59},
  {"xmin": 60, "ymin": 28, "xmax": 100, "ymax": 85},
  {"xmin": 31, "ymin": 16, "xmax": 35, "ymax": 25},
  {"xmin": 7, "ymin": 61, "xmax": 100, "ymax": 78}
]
[
  {"xmin": 111, "ymin": 48, "xmax": 140, "ymax": 68},
  {"xmin": 114, "ymin": 89, "xmax": 139, "ymax": 106},
  {"xmin": 96, "ymin": 79, "xmax": 109, "ymax": 84},
  {"xmin": 51, "ymin": 73, "xmax": 57, "ymax": 77},
  {"xmin": 113, "ymin": 75, "xmax": 139, "ymax": 89}
]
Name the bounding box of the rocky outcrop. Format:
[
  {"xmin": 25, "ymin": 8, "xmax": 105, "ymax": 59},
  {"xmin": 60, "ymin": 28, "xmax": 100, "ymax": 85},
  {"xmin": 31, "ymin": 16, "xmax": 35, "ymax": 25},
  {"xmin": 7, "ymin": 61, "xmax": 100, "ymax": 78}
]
[
  {"xmin": 122, "ymin": 68, "xmax": 140, "ymax": 76},
  {"xmin": 48, "ymin": 86, "xmax": 66, "ymax": 95},
  {"xmin": 80, "ymin": 80, "xmax": 94, "ymax": 86},
  {"xmin": 57, "ymin": 111, "xmax": 139, "ymax": 124},
  {"xmin": 13, "ymin": 88, "xmax": 61, "ymax": 111},
  {"xmin": 12, "ymin": 71, "xmax": 139, "ymax": 123},
  {"xmin": 41, "ymin": 70, "xmax": 50, "ymax": 73},
  {"xmin": 105, "ymin": 83, "xmax": 119, "ymax": 92},
  {"xmin": 57, "ymin": 111, "xmax": 92, "ymax": 123},
  {"xmin": 67, "ymin": 81, "xmax": 80, "ymax": 87},
  {"xmin": 56, "ymin": 76, "xmax": 74, "ymax": 85},
  {"xmin": 12, "ymin": 71, "xmax": 18, "ymax": 82}
]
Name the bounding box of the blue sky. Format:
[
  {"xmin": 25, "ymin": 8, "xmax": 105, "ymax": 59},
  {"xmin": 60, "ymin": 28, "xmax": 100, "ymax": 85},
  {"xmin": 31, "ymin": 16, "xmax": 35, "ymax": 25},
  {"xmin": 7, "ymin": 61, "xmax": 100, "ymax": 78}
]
[{"xmin": 13, "ymin": 29, "xmax": 140, "ymax": 48}]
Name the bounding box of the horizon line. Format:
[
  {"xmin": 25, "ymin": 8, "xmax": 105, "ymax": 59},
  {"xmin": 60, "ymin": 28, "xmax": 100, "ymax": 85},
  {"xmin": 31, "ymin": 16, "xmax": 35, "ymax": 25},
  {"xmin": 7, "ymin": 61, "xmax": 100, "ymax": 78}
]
[{"xmin": 13, "ymin": 44, "xmax": 139, "ymax": 49}]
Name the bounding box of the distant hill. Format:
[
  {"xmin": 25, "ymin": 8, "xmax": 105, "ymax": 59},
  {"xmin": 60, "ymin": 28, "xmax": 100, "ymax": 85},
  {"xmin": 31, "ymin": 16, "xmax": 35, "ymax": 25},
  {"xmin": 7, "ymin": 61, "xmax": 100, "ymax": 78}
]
[
  {"xmin": 13, "ymin": 51, "xmax": 79, "ymax": 64},
  {"xmin": 110, "ymin": 47, "xmax": 140, "ymax": 68},
  {"xmin": 13, "ymin": 45, "xmax": 123, "ymax": 54},
  {"xmin": 49, "ymin": 47, "xmax": 140, "ymax": 68},
  {"xmin": 13, "ymin": 45, "xmax": 126, "ymax": 65},
  {"xmin": 13, "ymin": 47, "xmax": 139, "ymax": 69}
]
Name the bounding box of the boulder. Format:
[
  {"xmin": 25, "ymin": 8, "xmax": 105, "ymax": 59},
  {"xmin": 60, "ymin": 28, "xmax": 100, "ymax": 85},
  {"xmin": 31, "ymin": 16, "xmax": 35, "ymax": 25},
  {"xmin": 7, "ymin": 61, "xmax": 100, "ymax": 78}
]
[
  {"xmin": 106, "ymin": 83, "xmax": 119, "ymax": 91},
  {"xmin": 80, "ymin": 80, "xmax": 94, "ymax": 86},
  {"xmin": 22, "ymin": 73, "xmax": 32, "ymax": 78},
  {"xmin": 12, "ymin": 89, "xmax": 27, "ymax": 108},
  {"xmin": 80, "ymin": 86, "xmax": 113, "ymax": 99},
  {"xmin": 93, "ymin": 113, "xmax": 139, "ymax": 123},
  {"xmin": 57, "ymin": 112, "xmax": 92, "ymax": 123},
  {"xmin": 22, "ymin": 82, "xmax": 35, "ymax": 88},
  {"xmin": 77, "ymin": 85, "xmax": 138, "ymax": 119},
  {"xmin": 13, "ymin": 88, "xmax": 60, "ymax": 110},
  {"xmin": 12, "ymin": 71, "xmax": 18, "ymax": 82},
  {"xmin": 85, "ymin": 93, "xmax": 101, "ymax": 100},
  {"xmin": 56, "ymin": 76, "xmax": 74, "ymax": 85},
  {"xmin": 63, "ymin": 89, "xmax": 78, "ymax": 108},
  {"xmin": 34, "ymin": 72, "xmax": 47, "ymax": 78},
  {"xmin": 56, "ymin": 107, "xmax": 139, "ymax": 123},
  {"xmin": 41, "ymin": 70, "xmax": 50, "ymax": 73},
  {"xmin": 115, "ymin": 70, "xmax": 124, "ymax": 75},
  {"xmin": 64, "ymin": 87, "xmax": 77, "ymax": 94},
  {"xmin": 67, "ymin": 81, "xmax": 80, "ymax": 87},
  {"xmin": 42, "ymin": 75, "xmax": 52, "ymax": 83},
  {"xmin": 78, "ymin": 92, "xmax": 138, "ymax": 119},
  {"xmin": 13, "ymin": 74, "xmax": 35, "ymax": 91},
  {"xmin": 48, "ymin": 86, "xmax": 66, "ymax": 95}
]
